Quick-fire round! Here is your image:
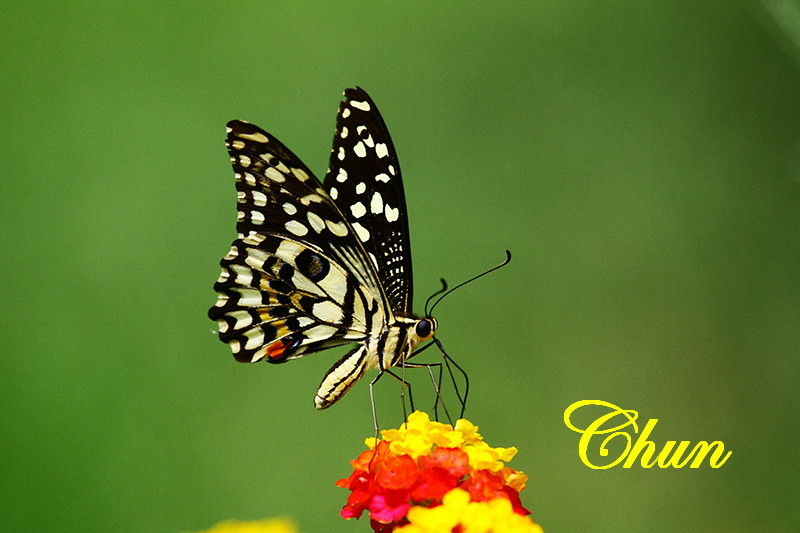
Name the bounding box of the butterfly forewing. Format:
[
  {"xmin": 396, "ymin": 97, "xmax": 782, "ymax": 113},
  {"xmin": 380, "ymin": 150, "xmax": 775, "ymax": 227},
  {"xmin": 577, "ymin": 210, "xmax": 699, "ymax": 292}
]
[
  {"xmin": 209, "ymin": 120, "xmax": 383, "ymax": 365},
  {"xmin": 323, "ymin": 88, "xmax": 414, "ymax": 314}
]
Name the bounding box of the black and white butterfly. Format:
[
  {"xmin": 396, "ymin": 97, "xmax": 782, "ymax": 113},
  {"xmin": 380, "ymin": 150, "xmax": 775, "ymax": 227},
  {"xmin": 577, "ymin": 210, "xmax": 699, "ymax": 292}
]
[{"xmin": 208, "ymin": 88, "xmax": 443, "ymax": 410}]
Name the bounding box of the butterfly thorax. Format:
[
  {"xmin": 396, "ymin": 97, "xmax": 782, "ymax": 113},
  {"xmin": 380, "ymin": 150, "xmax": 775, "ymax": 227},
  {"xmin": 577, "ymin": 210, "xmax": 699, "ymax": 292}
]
[
  {"xmin": 379, "ymin": 314, "xmax": 438, "ymax": 369},
  {"xmin": 314, "ymin": 314, "xmax": 437, "ymax": 409}
]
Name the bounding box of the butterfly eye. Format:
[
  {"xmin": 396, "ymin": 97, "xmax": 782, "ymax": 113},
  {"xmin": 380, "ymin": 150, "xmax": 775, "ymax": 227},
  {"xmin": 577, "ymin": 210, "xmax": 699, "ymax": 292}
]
[{"xmin": 415, "ymin": 319, "xmax": 434, "ymax": 339}]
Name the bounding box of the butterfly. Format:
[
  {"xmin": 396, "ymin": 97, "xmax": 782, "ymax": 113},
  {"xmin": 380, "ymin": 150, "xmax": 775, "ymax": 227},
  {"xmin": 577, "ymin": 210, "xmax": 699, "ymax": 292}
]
[{"xmin": 208, "ymin": 87, "xmax": 440, "ymax": 410}]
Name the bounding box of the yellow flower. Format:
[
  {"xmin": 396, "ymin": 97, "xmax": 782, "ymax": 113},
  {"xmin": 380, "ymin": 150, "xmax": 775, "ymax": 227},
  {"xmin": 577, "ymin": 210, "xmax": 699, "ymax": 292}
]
[
  {"xmin": 192, "ymin": 518, "xmax": 299, "ymax": 533},
  {"xmin": 366, "ymin": 411, "xmax": 520, "ymax": 474},
  {"xmin": 453, "ymin": 417, "xmax": 482, "ymax": 443},
  {"xmin": 396, "ymin": 489, "xmax": 544, "ymax": 533},
  {"xmin": 464, "ymin": 440, "xmax": 518, "ymax": 472},
  {"xmin": 501, "ymin": 467, "xmax": 529, "ymax": 492}
]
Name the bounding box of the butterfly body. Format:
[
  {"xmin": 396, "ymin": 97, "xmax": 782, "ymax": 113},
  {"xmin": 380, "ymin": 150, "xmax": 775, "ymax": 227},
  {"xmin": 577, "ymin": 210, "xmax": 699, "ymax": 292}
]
[{"xmin": 209, "ymin": 88, "xmax": 436, "ymax": 409}]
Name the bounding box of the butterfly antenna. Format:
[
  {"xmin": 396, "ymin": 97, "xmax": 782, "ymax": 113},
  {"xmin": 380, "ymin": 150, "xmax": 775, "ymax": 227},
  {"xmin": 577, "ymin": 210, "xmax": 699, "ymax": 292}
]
[
  {"xmin": 424, "ymin": 278, "xmax": 448, "ymax": 317},
  {"xmin": 428, "ymin": 250, "xmax": 512, "ymax": 317}
]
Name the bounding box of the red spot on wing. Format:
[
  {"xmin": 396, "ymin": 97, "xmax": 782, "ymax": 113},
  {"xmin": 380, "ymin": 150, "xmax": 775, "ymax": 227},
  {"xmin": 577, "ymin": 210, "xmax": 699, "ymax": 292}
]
[
  {"xmin": 266, "ymin": 340, "xmax": 288, "ymax": 360},
  {"xmin": 266, "ymin": 335, "xmax": 303, "ymax": 361}
]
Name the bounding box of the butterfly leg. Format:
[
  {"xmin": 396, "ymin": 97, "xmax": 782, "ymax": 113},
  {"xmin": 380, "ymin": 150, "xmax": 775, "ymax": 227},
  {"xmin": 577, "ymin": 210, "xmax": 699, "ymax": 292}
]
[
  {"xmin": 436, "ymin": 337, "xmax": 470, "ymax": 419},
  {"xmin": 407, "ymin": 337, "xmax": 470, "ymax": 420},
  {"xmin": 376, "ymin": 367, "xmax": 416, "ymax": 424},
  {"xmin": 395, "ymin": 362, "xmax": 450, "ymax": 423},
  {"xmin": 369, "ymin": 370, "xmax": 389, "ymax": 437}
]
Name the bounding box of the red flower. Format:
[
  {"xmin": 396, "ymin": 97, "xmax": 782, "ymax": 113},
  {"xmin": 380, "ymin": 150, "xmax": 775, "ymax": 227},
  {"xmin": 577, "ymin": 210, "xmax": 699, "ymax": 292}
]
[
  {"xmin": 420, "ymin": 447, "xmax": 471, "ymax": 479},
  {"xmin": 375, "ymin": 455, "xmax": 419, "ymax": 490},
  {"xmin": 410, "ymin": 467, "xmax": 459, "ymax": 502}
]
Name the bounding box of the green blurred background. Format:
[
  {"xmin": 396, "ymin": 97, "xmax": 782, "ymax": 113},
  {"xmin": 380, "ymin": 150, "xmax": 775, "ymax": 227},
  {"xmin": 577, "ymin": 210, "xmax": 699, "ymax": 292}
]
[{"xmin": 2, "ymin": 2, "xmax": 798, "ymax": 531}]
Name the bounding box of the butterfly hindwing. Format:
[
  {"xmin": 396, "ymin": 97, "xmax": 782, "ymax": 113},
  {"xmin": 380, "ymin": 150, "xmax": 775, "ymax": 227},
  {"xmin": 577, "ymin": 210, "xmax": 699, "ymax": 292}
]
[
  {"xmin": 323, "ymin": 88, "xmax": 414, "ymax": 314},
  {"xmin": 210, "ymin": 231, "xmax": 380, "ymax": 364}
]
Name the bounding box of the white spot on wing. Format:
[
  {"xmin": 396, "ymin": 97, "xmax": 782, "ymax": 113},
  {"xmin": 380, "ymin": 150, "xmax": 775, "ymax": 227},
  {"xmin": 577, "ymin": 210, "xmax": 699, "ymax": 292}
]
[
  {"xmin": 370, "ymin": 192, "xmax": 384, "ymax": 214},
  {"xmin": 238, "ymin": 131, "xmax": 269, "ymax": 143},
  {"xmin": 251, "ymin": 210, "xmax": 265, "ymax": 224},
  {"xmin": 375, "ymin": 173, "xmax": 390, "ymax": 183},
  {"xmin": 351, "ymin": 100, "xmax": 371, "ymax": 111},
  {"xmin": 385, "ymin": 205, "xmax": 399, "ymax": 222},
  {"xmin": 252, "ymin": 191, "xmax": 268, "ymax": 207},
  {"xmin": 230, "ymin": 264, "xmax": 254, "ymax": 286},
  {"xmin": 285, "ymin": 220, "xmax": 309, "ymax": 236},
  {"xmin": 336, "ymin": 168, "xmax": 348, "ymax": 182},
  {"xmin": 282, "ymin": 202, "xmax": 297, "ymax": 215},
  {"xmin": 329, "ymin": 186, "xmax": 338, "ymax": 200},
  {"xmin": 229, "ymin": 309, "xmax": 254, "ymax": 329},
  {"xmin": 291, "ymin": 167, "xmax": 310, "ymax": 181},
  {"xmin": 300, "ymin": 193, "xmax": 323, "ymax": 205},
  {"xmin": 265, "ymin": 167, "xmax": 286, "ymax": 182},
  {"xmin": 350, "ymin": 202, "xmax": 367, "ymax": 218},
  {"xmin": 307, "ymin": 211, "xmax": 325, "ymax": 233},
  {"xmin": 352, "ymin": 222, "xmax": 370, "ymax": 242},
  {"xmin": 354, "ymin": 142, "xmax": 367, "ymax": 158},
  {"xmin": 243, "ymin": 328, "xmax": 265, "ymax": 350},
  {"xmin": 233, "ymin": 288, "xmax": 264, "ymax": 307},
  {"xmin": 337, "ymin": 147, "xmax": 345, "ymax": 161},
  {"xmin": 355, "ymin": 182, "xmax": 366, "ymax": 195},
  {"xmin": 376, "ymin": 143, "xmax": 389, "ymax": 158},
  {"xmin": 326, "ymin": 219, "xmax": 348, "ymax": 236}
]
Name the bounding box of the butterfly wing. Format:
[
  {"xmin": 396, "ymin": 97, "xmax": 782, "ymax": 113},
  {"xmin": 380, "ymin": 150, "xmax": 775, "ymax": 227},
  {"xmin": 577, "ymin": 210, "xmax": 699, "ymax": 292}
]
[
  {"xmin": 210, "ymin": 89, "xmax": 420, "ymax": 409},
  {"xmin": 323, "ymin": 87, "xmax": 414, "ymax": 314},
  {"xmin": 209, "ymin": 120, "xmax": 383, "ymax": 364}
]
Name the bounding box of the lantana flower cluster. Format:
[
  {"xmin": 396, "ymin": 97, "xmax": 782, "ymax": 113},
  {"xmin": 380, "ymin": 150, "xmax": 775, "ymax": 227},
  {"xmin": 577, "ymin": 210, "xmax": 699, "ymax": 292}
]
[{"xmin": 336, "ymin": 411, "xmax": 540, "ymax": 532}]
